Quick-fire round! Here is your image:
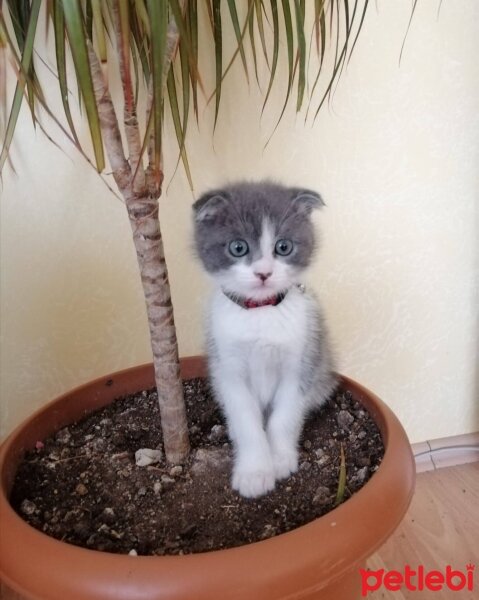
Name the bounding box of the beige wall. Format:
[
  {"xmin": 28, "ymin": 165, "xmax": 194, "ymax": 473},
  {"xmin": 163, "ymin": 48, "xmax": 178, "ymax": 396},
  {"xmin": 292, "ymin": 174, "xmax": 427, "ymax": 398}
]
[{"xmin": 1, "ymin": 1, "xmax": 478, "ymax": 443}]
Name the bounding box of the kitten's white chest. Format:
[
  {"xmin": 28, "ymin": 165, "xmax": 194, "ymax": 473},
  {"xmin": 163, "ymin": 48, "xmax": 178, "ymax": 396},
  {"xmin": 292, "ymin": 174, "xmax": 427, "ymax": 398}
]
[
  {"xmin": 247, "ymin": 341, "xmax": 282, "ymax": 407},
  {"xmin": 210, "ymin": 288, "xmax": 308, "ymax": 405}
]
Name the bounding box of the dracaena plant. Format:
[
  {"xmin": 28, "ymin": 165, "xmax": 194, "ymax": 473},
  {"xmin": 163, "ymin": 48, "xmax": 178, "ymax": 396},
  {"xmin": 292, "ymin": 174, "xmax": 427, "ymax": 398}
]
[{"xmin": 0, "ymin": 0, "xmax": 369, "ymax": 464}]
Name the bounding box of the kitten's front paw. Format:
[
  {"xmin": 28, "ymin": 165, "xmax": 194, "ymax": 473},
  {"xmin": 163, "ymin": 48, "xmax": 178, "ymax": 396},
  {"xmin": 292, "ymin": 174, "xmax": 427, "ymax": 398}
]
[
  {"xmin": 272, "ymin": 449, "xmax": 299, "ymax": 481},
  {"xmin": 232, "ymin": 465, "xmax": 276, "ymax": 498}
]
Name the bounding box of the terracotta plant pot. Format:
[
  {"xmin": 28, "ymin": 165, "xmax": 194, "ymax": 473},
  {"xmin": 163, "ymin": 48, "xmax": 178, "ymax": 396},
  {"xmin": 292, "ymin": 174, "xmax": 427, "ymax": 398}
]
[{"xmin": 0, "ymin": 356, "xmax": 415, "ymax": 600}]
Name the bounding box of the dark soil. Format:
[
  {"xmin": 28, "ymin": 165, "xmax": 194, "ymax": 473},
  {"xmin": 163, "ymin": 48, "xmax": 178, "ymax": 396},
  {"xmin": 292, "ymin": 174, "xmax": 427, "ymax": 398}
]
[{"xmin": 11, "ymin": 378, "xmax": 384, "ymax": 556}]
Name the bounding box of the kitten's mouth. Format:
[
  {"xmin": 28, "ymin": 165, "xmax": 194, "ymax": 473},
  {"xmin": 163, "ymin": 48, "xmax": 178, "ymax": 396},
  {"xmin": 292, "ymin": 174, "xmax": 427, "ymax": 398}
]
[
  {"xmin": 251, "ymin": 283, "xmax": 276, "ymax": 297},
  {"xmin": 248, "ymin": 282, "xmax": 289, "ymax": 302},
  {"xmin": 254, "ymin": 278, "xmax": 276, "ymax": 289}
]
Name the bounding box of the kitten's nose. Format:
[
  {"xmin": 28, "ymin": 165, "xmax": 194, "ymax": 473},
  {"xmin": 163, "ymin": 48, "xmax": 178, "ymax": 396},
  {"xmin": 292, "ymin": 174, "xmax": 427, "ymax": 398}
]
[{"xmin": 255, "ymin": 271, "xmax": 272, "ymax": 282}]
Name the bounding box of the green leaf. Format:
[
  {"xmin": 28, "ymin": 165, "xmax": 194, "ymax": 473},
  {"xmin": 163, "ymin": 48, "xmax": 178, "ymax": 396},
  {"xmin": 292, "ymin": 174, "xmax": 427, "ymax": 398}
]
[
  {"xmin": 212, "ymin": 0, "xmax": 222, "ymax": 130},
  {"xmin": 334, "ymin": 443, "xmax": 347, "ymax": 506},
  {"xmin": 179, "ymin": 33, "xmax": 190, "ymax": 147},
  {"xmin": 344, "ymin": 0, "xmax": 351, "ymax": 35},
  {"xmin": 186, "ymin": 0, "xmax": 198, "ymax": 121},
  {"xmin": 134, "ymin": 0, "xmax": 151, "ymax": 37},
  {"xmin": 329, "ymin": 0, "xmax": 335, "ymax": 37},
  {"xmin": 117, "ymin": 0, "xmax": 134, "ymax": 113},
  {"xmin": 255, "ymin": 0, "xmax": 269, "ymax": 68},
  {"xmin": 248, "ymin": 0, "xmax": 260, "ymax": 86},
  {"xmin": 399, "ymin": 0, "xmax": 418, "ymax": 65},
  {"xmin": 294, "ymin": 0, "xmax": 306, "ymax": 111},
  {"xmin": 85, "ymin": 0, "xmax": 93, "ymax": 41},
  {"xmin": 0, "ymin": 0, "xmax": 41, "ymax": 172},
  {"xmin": 311, "ymin": 0, "xmax": 367, "ymax": 121},
  {"xmin": 307, "ymin": 2, "xmax": 327, "ymax": 110},
  {"xmin": 130, "ymin": 31, "xmax": 141, "ymax": 106},
  {"xmin": 6, "ymin": 0, "xmax": 29, "ymax": 50},
  {"xmin": 226, "ymin": 0, "xmax": 249, "ymax": 82},
  {"xmin": 332, "ymin": 0, "xmax": 340, "ymax": 83},
  {"xmin": 281, "ymin": 0, "xmax": 294, "ymax": 98},
  {"xmin": 52, "ymin": 0, "xmax": 79, "ymax": 145},
  {"xmin": 6, "ymin": 0, "xmax": 37, "ymax": 123},
  {"xmin": 206, "ymin": 1, "xmax": 254, "ymax": 112},
  {"xmin": 204, "ymin": 0, "xmax": 214, "ymax": 32},
  {"xmin": 306, "ymin": 1, "xmax": 356, "ymax": 121},
  {"xmin": 146, "ymin": 0, "xmax": 168, "ymax": 174},
  {"xmin": 348, "ymin": 0, "xmax": 369, "ymax": 64},
  {"xmin": 0, "ymin": 22, "xmax": 8, "ymax": 167},
  {"xmin": 261, "ymin": 0, "xmax": 279, "ymax": 113},
  {"xmin": 166, "ymin": 68, "xmax": 193, "ymax": 190},
  {"xmin": 334, "ymin": 1, "xmax": 360, "ymax": 94},
  {"xmin": 168, "ymin": 0, "xmax": 205, "ymax": 100},
  {"xmin": 167, "ymin": 1, "xmax": 191, "ymax": 60},
  {"xmin": 312, "ymin": 38, "xmax": 347, "ymax": 121},
  {"xmin": 62, "ymin": 0, "xmax": 105, "ymax": 172},
  {"xmin": 91, "ymin": 0, "xmax": 107, "ymax": 63},
  {"xmin": 320, "ymin": 3, "xmax": 326, "ymax": 61},
  {"xmin": 264, "ymin": 0, "xmax": 294, "ymax": 142},
  {"xmin": 130, "ymin": 3, "xmax": 150, "ymax": 84},
  {"xmin": 313, "ymin": 0, "xmax": 324, "ymax": 56}
]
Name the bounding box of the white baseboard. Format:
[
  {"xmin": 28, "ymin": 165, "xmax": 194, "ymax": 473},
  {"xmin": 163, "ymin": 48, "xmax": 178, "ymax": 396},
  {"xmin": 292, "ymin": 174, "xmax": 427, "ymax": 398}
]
[{"xmin": 412, "ymin": 432, "xmax": 479, "ymax": 473}]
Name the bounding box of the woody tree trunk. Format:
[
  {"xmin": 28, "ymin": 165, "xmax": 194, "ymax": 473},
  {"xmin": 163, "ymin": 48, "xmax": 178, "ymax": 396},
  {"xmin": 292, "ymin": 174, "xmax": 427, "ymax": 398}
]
[{"xmin": 87, "ymin": 8, "xmax": 189, "ymax": 464}]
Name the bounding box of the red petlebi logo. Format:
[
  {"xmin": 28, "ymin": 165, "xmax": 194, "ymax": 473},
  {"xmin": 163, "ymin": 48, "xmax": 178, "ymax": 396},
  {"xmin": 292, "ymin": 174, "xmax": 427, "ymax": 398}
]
[{"xmin": 360, "ymin": 564, "xmax": 475, "ymax": 596}]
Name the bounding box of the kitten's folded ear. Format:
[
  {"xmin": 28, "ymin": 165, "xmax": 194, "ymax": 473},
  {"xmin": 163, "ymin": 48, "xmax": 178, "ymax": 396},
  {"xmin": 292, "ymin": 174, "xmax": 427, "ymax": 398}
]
[
  {"xmin": 193, "ymin": 191, "xmax": 228, "ymax": 222},
  {"xmin": 291, "ymin": 189, "xmax": 325, "ymax": 215}
]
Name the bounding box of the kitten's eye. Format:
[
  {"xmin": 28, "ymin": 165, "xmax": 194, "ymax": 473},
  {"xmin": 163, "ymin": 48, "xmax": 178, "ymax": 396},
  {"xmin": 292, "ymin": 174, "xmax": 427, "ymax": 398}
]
[
  {"xmin": 228, "ymin": 239, "xmax": 249, "ymax": 257},
  {"xmin": 275, "ymin": 239, "xmax": 294, "ymax": 256}
]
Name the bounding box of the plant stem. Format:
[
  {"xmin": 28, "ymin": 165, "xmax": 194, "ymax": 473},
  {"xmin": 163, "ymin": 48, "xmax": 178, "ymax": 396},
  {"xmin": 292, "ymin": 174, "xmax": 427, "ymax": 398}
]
[
  {"xmin": 87, "ymin": 38, "xmax": 190, "ymax": 464},
  {"xmin": 127, "ymin": 194, "xmax": 190, "ymax": 464}
]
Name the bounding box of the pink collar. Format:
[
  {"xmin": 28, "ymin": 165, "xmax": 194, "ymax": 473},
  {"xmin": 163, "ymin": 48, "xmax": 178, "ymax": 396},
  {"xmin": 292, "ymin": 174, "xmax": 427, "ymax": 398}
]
[{"xmin": 223, "ymin": 290, "xmax": 287, "ymax": 310}]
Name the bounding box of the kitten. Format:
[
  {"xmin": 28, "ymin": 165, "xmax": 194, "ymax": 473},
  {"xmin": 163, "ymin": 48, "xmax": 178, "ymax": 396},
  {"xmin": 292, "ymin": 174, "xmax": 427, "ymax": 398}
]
[{"xmin": 193, "ymin": 181, "xmax": 336, "ymax": 498}]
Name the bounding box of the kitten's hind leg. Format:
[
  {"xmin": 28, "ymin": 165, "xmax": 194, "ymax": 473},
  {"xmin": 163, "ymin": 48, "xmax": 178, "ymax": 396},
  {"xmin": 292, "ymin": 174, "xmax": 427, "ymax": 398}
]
[
  {"xmin": 214, "ymin": 370, "xmax": 275, "ymax": 498},
  {"xmin": 267, "ymin": 381, "xmax": 305, "ymax": 481}
]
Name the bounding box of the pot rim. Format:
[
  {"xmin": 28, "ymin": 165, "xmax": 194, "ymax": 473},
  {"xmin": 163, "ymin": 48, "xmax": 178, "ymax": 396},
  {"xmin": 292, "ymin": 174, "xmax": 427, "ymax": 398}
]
[{"xmin": 0, "ymin": 357, "xmax": 415, "ymax": 600}]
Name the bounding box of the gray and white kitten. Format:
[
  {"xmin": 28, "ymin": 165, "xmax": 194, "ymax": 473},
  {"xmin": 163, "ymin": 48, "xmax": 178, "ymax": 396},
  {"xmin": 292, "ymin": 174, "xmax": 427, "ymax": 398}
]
[{"xmin": 193, "ymin": 181, "xmax": 336, "ymax": 498}]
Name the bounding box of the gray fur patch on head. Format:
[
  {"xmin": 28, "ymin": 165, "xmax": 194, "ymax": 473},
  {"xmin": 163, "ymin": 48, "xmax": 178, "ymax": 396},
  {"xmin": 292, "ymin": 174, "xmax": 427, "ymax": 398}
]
[{"xmin": 192, "ymin": 181, "xmax": 324, "ymax": 273}]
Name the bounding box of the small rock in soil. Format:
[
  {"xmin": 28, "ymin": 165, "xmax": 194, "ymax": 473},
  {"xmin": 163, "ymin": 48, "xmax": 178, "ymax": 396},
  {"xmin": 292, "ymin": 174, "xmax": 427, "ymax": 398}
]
[
  {"xmin": 208, "ymin": 424, "xmax": 226, "ymax": 442},
  {"xmin": 337, "ymin": 410, "xmax": 354, "ymax": 429},
  {"xmin": 75, "ymin": 483, "xmax": 88, "ymax": 496},
  {"xmin": 56, "ymin": 427, "xmax": 71, "ymax": 445},
  {"xmin": 20, "ymin": 499, "xmax": 37, "ymax": 515},
  {"xmin": 191, "ymin": 447, "xmax": 232, "ymax": 476},
  {"xmin": 355, "ymin": 466, "xmax": 369, "ymax": 484},
  {"xmin": 316, "ymin": 454, "xmax": 330, "ymax": 466},
  {"xmin": 103, "ymin": 507, "xmax": 116, "ymax": 523},
  {"xmin": 160, "ymin": 476, "xmax": 175, "ymax": 488},
  {"xmin": 312, "ymin": 485, "xmax": 331, "ymax": 506},
  {"xmin": 135, "ymin": 448, "xmax": 162, "ymax": 466}
]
